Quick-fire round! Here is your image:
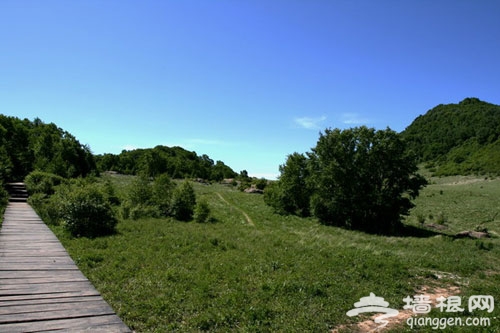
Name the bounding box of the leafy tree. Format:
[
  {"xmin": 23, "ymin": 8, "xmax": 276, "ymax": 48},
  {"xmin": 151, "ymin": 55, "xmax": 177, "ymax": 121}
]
[
  {"xmin": 308, "ymin": 127, "xmax": 426, "ymax": 233},
  {"xmin": 152, "ymin": 173, "xmax": 175, "ymax": 215},
  {"xmin": 266, "ymin": 127, "xmax": 427, "ymax": 233},
  {"xmin": 264, "ymin": 153, "xmax": 311, "ymax": 217},
  {"xmin": 0, "ymin": 115, "xmax": 97, "ymax": 181},
  {"xmin": 171, "ymin": 181, "xmax": 196, "ymax": 221}
]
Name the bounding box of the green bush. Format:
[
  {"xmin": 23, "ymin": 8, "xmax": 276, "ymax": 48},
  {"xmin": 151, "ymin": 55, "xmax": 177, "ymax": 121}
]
[
  {"xmin": 28, "ymin": 192, "xmax": 63, "ymax": 226},
  {"xmin": 152, "ymin": 173, "xmax": 175, "ymax": 215},
  {"xmin": 128, "ymin": 175, "xmax": 153, "ymax": 206},
  {"xmin": 194, "ymin": 199, "xmax": 211, "ymax": 223},
  {"xmin": 25, "ymin": 171, "xmax": 65, "ymax": 195},
  {"xmin": 61, "ymin": 184, "xmax": 117, "ymax": 237},
  {"xmin": 0, "ymin": 185, "xmax": 8, "ymax": 222},
  {"xmin": 171, "ymin": 181, "xmax": 196, "ymax": 221}
]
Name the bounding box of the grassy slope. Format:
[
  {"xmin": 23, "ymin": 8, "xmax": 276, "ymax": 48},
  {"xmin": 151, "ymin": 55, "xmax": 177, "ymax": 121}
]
[{"xmin": 51, "ymin": 176, "xmax": 500, "ymax": 332}]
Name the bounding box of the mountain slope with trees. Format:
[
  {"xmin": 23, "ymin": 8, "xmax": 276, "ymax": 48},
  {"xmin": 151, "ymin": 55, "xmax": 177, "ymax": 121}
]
[
  {"xmin": 95, "ymin": 146, "xmax": 236, "ymax": 181},
  {"xmin": 402, "ymin": 97, "xmax": 500, "ymax": 175},
  {"xmin": 0, "ymin": 115, "xmax": 96, "ymax": 182}
]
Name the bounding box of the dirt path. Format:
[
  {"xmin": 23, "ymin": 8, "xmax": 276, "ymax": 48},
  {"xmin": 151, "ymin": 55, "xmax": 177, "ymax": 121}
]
[{"xmin": 215, "ymin": 192, "xmax": 255, "ymax": 226}]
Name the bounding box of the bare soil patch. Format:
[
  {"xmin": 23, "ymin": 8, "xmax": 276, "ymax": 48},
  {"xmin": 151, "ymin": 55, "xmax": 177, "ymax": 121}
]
[{"xmin": 332, "ymin": 284, "xmax": 461, "ymax": 332}]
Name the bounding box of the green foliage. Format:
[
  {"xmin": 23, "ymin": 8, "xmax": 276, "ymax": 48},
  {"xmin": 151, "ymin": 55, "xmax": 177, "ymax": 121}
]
[
  {"xmin": 52, "ymin": 178, "xmax": 500, "ymax": 332},
  {"xmin": 127, "ymin": 175, "xmax": 153, "ymax": 206},
  {"xmin": 264, "ymin": 153, "xmax": 311, "ymax": 217},
  {"xmin": 254, "ymin": 178, "xmax": 268, "ymax": 190},
  {"xmin": 171, "ymin": 181, "xmax": 196, "ymax": 221},
  {"xmin": 309, "ymin": 127, "xmax": 427, "ymax": 232},
  {"xmin": 94, "ymin": 145, "xmax": 236, "ymax": 181},
  {"xmin": 0, "ymin": 115, "xmax": 97, "ymax": 181},
  {"xmin": 266, "ymin": 127, "xmax": 427, "ymax": 233},
  {"xmin": 28, "ymin": 192, "xmax": 64, "ymax": 226},
  {"xmin": 61, "ymin": 183, "xmax": 118, "ymax": 237},
  {"xmin": 152, "ymin": 173, "xmax": 175, "ymax": 215},
  {"xmin": 193, "ymin": 199, "xmax": 211, "ymax": 223},
  {"xmin": 0, "ymin": 185, "xmax": 8, "ymax": 221},
  {"xmin": 25, "ymin": 171, "xmax": 65, "ymax": 195},
  {"xmin": 402, "ymin": 97, "xmax": 500, "ymax": 175}
]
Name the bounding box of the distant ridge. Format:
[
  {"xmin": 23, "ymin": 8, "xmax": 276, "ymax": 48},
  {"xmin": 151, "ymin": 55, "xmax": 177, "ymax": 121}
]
[{"xmin": 402, "ymin": 98, "xmax": 500, "ymax": 175}]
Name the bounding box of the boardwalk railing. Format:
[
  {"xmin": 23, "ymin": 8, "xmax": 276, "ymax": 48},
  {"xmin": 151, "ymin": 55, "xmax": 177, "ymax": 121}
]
[{"xmin": 0, "ymin": 184, "xmax": 131, "ymax": 332}]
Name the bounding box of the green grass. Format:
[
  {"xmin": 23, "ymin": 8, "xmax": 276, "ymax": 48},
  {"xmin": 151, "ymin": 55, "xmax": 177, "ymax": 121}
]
[{"xmin": 50, "ymin": 176, "xmax": 500, "ymax": 332}]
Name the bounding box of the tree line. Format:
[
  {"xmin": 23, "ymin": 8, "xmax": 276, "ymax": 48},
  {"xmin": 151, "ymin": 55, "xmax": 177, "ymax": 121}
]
[
  {"xmin": 402, "ymin": 97, "xmax": 500, "ymax": 175},
  {"xmin": 0, "ymin": 115, "xmax": 96, "ymax": 183},
  {"xmin": 0, "ymin": 115, "xmax": 237, "ymax": 184},
  {"xmin": 95, "ymin": 146, "xmax": 236, "ymax": 181}
]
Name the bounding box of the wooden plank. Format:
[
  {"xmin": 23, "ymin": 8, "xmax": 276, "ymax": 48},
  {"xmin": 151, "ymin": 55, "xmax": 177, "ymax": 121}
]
[
  {"xmin": 0, "ymin": 314, "xmax": 130, "ymax": 333},
  {"xmin": 0, "ymin": 256, "xmax": 74, "ymax": 264},
  {"xmin": 0, "ymin": 295, "xmax": 104, "ymax": 308},
  {"xmin": 0, "ymin": 289, "xmax": 101, "ymax": 302},
  {"xmin": 0, "ymin": 299, "xmax": 113, "ymax": 316},
  {"xmin": 0, "ymin": 280, "xmax": 96, "ymax": 294},
  {"xmin": 0, "ymin": 303, "xmax": 116, "ymax": 324},
  {"xmin": 0, "ymin": 270, "xmax": 86, "ymax": 279}
]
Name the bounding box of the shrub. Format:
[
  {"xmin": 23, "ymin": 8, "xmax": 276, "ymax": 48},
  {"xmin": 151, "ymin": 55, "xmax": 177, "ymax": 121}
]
[
  {"xmin": 152, "ymin": 173, "xmax": 175, "ymax": 215},
  {"xmin": 0, "ymin": 185, "xmax": 8, "ymax": 220},
  {"xmin": 194, "ymin": 199, "xmax": 211, "ymax": 223},
  {"xmin": 25, "ymin": 171, "xmax": 65, "ymax": 195},
  {"xmin": 61, "ymin": 184, "xmax": 117, "ymax": 237},
  {"xmin": 128, "ymin": 175, "xmax": 153, "ymax": 206},
  {"xmin": 255, "ymin": 178, "xmax": 268, "ymax": 190},
  {"xmin": 129, "ymin": 204, "xmax": 161, "ymax": 220},
  {"xmin": 171, "ymin": 181, "xmax": 196, "ymax": 221},
  {"xmin": 28, "ymin": 192, "xmax": 63, "ymax": 226}
]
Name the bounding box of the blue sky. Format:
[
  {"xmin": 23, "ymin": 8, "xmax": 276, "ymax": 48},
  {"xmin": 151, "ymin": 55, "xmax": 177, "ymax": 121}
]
[{"xmin": 2, "ymin": 1, "xmax": 499, "ymax": 179}]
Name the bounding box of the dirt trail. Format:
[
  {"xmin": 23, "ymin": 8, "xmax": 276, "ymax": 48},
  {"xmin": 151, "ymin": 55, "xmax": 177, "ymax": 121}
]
[{"xmin": 215, "ymin": 192, "xmax": 255, "ymax": 226}]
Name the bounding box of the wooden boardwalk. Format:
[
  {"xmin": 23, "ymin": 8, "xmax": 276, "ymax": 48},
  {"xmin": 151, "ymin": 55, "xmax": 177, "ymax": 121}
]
[{"xmin": 0, "ymin": 189, "xmax": 131, "ymax": 332}]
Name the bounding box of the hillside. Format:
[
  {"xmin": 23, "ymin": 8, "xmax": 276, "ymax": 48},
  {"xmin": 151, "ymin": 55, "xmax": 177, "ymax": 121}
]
[
  {"xmin": 0, "ymin": 115, "xmax": 96, "ymax": 181},
  {"xmin": 402, "ymin": 97, "xmax": 500, "ymax": 175},
  {"xmin": 95, "ymin": 146, "xmax": 237, "ymax": 181}
]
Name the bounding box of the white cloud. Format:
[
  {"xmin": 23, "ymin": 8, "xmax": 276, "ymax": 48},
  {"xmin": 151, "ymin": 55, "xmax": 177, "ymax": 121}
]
[
  {"xmin": 294, "ymin": 116, "xmax": 327, "ymax": 130},
  {"xmin": 341, "ymin": 113, "xmax": 369, "ymax": 125}
]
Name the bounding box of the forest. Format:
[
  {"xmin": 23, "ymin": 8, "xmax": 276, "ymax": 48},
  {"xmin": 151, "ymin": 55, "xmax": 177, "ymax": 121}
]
[
  {"xmin": 402, "ymin": 97, "xmax": 500, "ymax": 175},
  {"xmin": 0, "ymin": 115, "xmax": 236, "ymax": 185},
  {"xmin": 95, "ymin": 146, "xmax": 236, "ymax": 180}
]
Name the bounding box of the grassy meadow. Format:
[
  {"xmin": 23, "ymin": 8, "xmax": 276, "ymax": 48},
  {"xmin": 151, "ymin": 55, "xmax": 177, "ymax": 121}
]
[{"xmin": 50, "ymin": 174, "xmax": 500, "ymax": 332}]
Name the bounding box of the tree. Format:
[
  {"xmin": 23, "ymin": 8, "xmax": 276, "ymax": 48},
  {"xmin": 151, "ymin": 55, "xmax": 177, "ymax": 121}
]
[
  {"xmin": 308, "ymin": 127, "xmax": 427, "ymax": 233},
  {"xmin": 264, "ymin": 153, "xmax": 311, "ymax": 216},
  {"xmin": 171, "ymin": 181, "xmax": 196, "ymax": 221},
  {"xmin": 152, "ymin": 173, "xmax": 175, "ymax": 215}
]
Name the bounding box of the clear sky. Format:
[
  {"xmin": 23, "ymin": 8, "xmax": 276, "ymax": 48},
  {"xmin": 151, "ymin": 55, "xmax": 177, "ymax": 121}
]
[{"xmin": 1, "ymin": 1, "xmax": 499, "ymax": 179}]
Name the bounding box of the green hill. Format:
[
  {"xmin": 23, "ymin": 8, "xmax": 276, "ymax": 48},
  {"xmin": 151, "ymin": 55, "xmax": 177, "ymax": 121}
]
[
  {"xmin": 0, "ymin": 115, "xmax": 96, "ymax": 181},
  {"xmin": 95, "ymin": 146, "xmax": 237, "ymax": 181},
  {"xmin": 0, "ymin": 115, "xmax": 236, "ymax": 183},
  {"xmin": 402, "ymin": 97, "xmax": 500, "ymax": 175}
]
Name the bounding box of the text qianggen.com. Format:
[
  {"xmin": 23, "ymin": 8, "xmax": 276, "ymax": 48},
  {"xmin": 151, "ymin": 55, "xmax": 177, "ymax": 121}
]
[{"xmin": 406, "ymin": 316, "xmax": 491, "ymax": 330}]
